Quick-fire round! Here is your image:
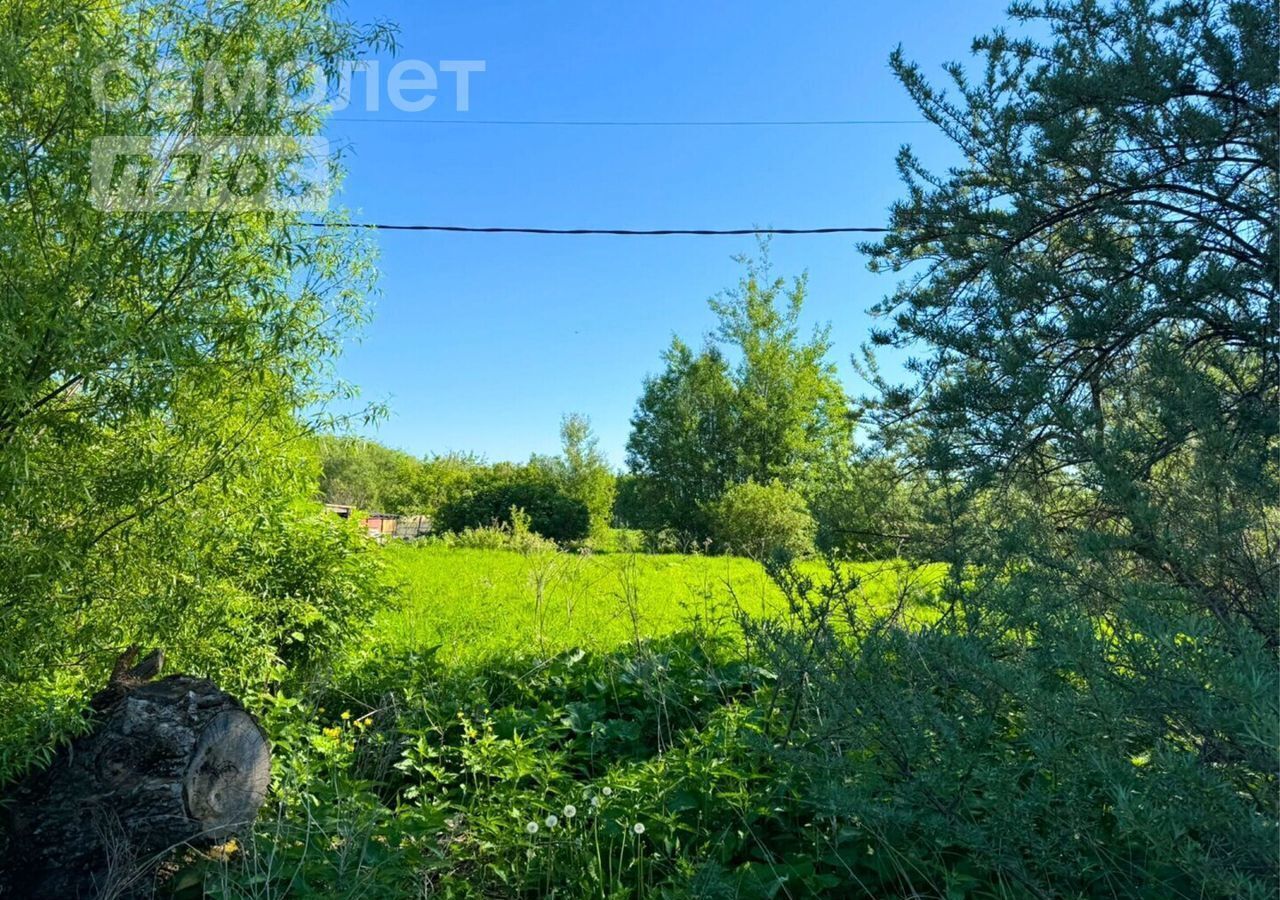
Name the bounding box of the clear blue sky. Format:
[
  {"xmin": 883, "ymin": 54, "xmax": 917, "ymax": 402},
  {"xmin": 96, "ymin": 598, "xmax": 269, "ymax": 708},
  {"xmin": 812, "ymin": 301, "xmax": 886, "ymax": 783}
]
[{"xmin": 326, "ymin": 1, "xmax": 1013, "ymax": 467}]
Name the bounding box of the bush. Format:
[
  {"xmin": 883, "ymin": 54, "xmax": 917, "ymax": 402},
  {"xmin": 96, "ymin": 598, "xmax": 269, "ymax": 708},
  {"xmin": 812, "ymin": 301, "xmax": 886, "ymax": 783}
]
[
  {"xmin": 217, "ymin": 503, "xmax": 384, "ymax": 674},
  {"xmin": 435, "ymin": 507, "xmax": 560, "ymax": 555},
  {"xmin": 707, "ymin": 480, "xmax": 816, "ymax": 560},
  {"xmin": 740, "ymin": 560, "xmax": 1279, "ymax": 899},
  {"xmin": 438, "ymin": 480, "xmax": 590, "ymax": 543}
]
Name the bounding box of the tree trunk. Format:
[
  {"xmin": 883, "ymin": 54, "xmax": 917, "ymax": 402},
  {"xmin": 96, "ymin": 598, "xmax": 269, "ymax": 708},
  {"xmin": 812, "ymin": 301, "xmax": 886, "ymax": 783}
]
[{"xmin": 0, "ymin": 652, "xmax": 270, "ymax": 899}]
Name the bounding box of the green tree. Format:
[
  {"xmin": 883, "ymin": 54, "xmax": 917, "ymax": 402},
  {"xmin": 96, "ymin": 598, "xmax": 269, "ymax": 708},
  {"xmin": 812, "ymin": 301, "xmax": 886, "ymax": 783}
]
[
  {"xmin": 0, "ymin": 0, "xmax": 391, "ymax": 771},
  {"xmin": 625, "ymin": 341, "xmax": 740, "ymax": 540},
  {"xmin": 707, "ymin": 479, "xmax": 817, "ymax": 560},
  {"xmin": 805, "ymin": 454, "xmax": 917, "ymax": 557},
  {"xmin": 552, "ymin": 413, "xmax": 617, "ymax": 539},
  {"xmin": 436, "ymin": 481, "xmax": 589, "ymax": 544},
  {"xmin": 317, "ymin": 436, "xmax": 423, "ymax": 512},
  {"xmin": 780, "ymin": 0, "xmax": 1280, "ymax": 892},
  {"xmin": 710, "ymin": 256, "xmax": 853, "ymax": 487},
  {"xmin": 416, "ymin": 452, "xmax": 487, "ymax": 519},
  {"xmin": 865, "ymin": 0, "xmax": 1277, "ymax": 644},
  {"xmin": 626, "ymin": 255, "xmax": 854, "ymax": 543}
]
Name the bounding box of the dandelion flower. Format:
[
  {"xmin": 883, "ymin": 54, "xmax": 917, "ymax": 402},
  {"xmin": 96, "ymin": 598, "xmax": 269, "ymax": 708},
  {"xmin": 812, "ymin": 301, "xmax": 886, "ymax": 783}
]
[
  {"xmin": 602, "ymin": 787, "xmax": 613, "ymax": 797},
  {"xmin": 525, "ymin": 821, "xmax": 538, "ymax": 834},
  {"xmin": 590, "ymin": 795, "xmax": 601, "ymax": 808},
  {"xmin": 544, "ymin": 814, "xmax": 559, "ymax": 828},
  {"xmin": 632, "ymin": 822, "xmax": 645, "ymax": 835},
  {"xmin": 563, "ymin": 804, "xmax": 577, "ymax": 818}
]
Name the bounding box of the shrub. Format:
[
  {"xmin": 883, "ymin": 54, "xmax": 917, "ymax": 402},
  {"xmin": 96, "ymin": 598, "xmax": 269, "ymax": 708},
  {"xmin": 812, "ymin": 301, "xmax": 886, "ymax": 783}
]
[
  {"xmin": 741, "ymin": 560, "xmax": 1279, "ymax": 899},
  {"xmin": 438, "ymin": 480, "xmax": 589, "ymax": 543},
  {"xmin": 204, "ymin": 502, "xmax": 384, "ymax": 679},
  {"xmin": 707, "ymin": 480, "xmax": 816, "ymax": 560},
  {"xmin": 436, "ymin": 507, "xmax": 559, "ymax": 555}
]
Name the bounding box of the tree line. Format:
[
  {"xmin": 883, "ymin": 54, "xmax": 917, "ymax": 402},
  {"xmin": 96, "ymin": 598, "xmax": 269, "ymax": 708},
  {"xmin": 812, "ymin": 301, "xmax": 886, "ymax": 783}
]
[{"xmin": 318, "ymin": 252, "xmax": 915, "ymax": 558}]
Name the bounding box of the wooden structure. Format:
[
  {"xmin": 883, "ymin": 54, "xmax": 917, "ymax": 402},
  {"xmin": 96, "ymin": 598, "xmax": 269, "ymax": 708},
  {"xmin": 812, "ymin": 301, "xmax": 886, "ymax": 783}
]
[
  {"xmin": 323, "ymin": 505, "xmax": 431, "ymax": 541},
  {"xmin": 362, "ymin": 512, "xmax": 398, "ymax": 540}
]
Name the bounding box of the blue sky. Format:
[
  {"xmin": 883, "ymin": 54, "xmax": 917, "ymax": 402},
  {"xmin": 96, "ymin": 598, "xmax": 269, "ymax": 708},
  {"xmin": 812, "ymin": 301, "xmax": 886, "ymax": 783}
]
[{"xmin": 325, "ymin": 1, "xmax": 1013, "ymax": 467}]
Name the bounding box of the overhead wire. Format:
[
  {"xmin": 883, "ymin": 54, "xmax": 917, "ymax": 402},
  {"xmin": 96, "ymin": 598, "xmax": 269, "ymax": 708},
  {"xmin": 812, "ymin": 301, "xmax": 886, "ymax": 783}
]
[{"xmin": 310, "ymin": 223, "xmax": 891, "ymax": 236}]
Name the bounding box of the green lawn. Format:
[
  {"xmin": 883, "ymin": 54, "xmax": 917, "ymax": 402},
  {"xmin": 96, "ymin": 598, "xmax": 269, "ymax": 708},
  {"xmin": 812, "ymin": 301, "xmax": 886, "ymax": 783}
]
[{"xmin": 375, "ymin": 543, "xmax": 942, "ymax": 666}]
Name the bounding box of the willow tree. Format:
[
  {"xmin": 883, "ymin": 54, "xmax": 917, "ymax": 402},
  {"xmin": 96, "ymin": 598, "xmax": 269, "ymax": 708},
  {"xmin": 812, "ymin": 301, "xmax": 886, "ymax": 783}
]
[{"xmin": 0, "ymin": 1, "xmax": 390, "ymax": 771}]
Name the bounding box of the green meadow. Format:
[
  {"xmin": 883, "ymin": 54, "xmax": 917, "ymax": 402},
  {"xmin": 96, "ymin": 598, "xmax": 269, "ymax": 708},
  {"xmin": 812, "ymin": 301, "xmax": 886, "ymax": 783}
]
[{"xmin": 375, "ymin": 543, "xmax": 944, "ymax": 665}]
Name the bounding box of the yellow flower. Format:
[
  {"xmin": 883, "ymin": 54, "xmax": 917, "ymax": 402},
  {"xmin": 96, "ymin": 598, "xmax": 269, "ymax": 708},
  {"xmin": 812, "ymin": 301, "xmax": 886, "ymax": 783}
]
[
  {"xmin": 322, "ymin": 726, "xmax": 341, "ymax": 739},
  {"xmin": 340, "ymin": 710, "xmax": 351, "ymax": 721}
]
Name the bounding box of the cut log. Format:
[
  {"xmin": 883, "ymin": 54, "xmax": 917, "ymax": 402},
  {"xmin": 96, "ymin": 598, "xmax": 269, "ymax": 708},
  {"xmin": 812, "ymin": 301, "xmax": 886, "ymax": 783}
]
[{"xmin": 0, "ymin": 653, "xmax": 269, "ymax": 899}]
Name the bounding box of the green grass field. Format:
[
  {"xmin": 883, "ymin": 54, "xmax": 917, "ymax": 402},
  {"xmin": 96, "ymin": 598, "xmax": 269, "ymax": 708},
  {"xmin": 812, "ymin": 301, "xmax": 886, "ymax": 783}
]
[{"xmin": 376, "ymin": 543, "xmax": 943, "ymax": 666}]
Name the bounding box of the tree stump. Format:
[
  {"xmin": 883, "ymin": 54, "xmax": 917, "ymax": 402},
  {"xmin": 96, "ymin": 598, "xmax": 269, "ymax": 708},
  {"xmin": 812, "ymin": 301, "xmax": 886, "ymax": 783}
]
[{"xmin": 0, "ymin": 651, "xmax": 270, "ymax": 898}]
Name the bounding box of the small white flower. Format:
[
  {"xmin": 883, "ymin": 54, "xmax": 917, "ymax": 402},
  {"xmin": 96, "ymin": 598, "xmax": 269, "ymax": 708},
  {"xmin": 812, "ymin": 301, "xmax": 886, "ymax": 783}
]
[
  {"xmin": 601, "ymin": 787, "xmax": 613, "ymax": 797},
  {"xmin": 590, "ymin": 795, "xmax": 601, "ymax": 807},
  {"xmin": 544, "ymin": 814, "xmax": 559, "ymax": 828},
  {"xmin": 525, "ymin": 821, "xmax": 538, "ymax": 834},
  {"xmin": 632, "ymin": 822, "xmax": 645, "ymax": 835},
  {"xmin": 563, "ymin": 805, "xmax": 577, "ymax": 819}
]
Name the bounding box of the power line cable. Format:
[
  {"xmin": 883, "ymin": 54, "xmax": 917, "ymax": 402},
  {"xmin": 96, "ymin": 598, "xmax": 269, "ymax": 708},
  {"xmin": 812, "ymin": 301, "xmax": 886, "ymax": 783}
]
[
  {"xmin": 311, "ymin": 223, "xmax": 891, "ymax": 236},
  {"xmin": 328, "ymin": 117, "xmax": 928, "ymax": 128}
]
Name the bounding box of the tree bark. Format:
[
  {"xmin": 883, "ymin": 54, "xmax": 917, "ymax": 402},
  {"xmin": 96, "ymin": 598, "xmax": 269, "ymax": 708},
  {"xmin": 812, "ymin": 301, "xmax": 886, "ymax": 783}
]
[{"xmin": 0, "ymin": 653, "xmax": 270, "ymax": 899}]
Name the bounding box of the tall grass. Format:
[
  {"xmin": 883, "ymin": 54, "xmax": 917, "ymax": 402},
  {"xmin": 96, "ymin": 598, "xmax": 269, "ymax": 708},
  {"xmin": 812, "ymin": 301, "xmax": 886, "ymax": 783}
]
[{"xmin": 373, "ymin": 544, "xmax": 939, "ymax": 665}]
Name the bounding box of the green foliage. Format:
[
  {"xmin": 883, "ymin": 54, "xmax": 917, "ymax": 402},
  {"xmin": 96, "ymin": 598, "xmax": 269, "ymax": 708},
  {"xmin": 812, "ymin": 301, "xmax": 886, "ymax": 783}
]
[
  {"xmin": 0, "ymin": 0, "xmax": 390, "ymax": 778},
  {"xmin": 625, "ymin": 342, "xmax": 739, "ymax": 539},
  {"xmin": 438, "ymin": 479, "xmax": 590, "ymax": 544},
  {"xmin": 317, "ymin": 436, "xmax": 484, "ymax": 517},
  {"xmin": 3, "ymin": 3, "xmax": 1272, "ymax": 899},
  {"xmin": 180, "ymin": 689, "xmax": 442, "ymax": 899},
  {"xmin": 433, "ymin": 508, "xmax": 561, "ymax": 556},
  {"xmin": 708, "ymin": 255, "xmax": 853, "ymax": 488},
  {"xmin": 786, "ymin": 0, "xmax": 1280, "ymax": 895},
  {"xmin": 317, "ymin": 419, "xmax": 618, "ymax": 539},
  {"xmin": 557, "ymin": 413, "xmax": 619, "ymax": 539},
  {"xmin": 198, "ymin": 630, "xmax": 932, "ymax": 899},
  {"xmin": 374, "ymin": 543, "xmax": 934, "ymax": 666},
  {"xmin": 805, "ymin": 454, "xmax": 918, "ymax": 557},
  {"xmin": 626, "ymin": 252, "xmax": 854, "ymax": 543},
  {"xmin": 707, "ymin": 479, "xmax": 817, "ymax": 560},
  {"xmin": 743, "ymin": 560, "xmax": 1278, "ymax": 898},
  {"xmin": 864, "ymin": 0, "xmax": 1278, "ymax": 645},
  {"xmin": 216, "ymin": 503, "xmax": 384, "ymax": 675},
  {"xmin": 529, "ymin": 413, "xmax": 618, "ymax": 540},
  {"xmin": 187, "ymin": 547, "xmax": 938, "ymax": 900},
  {"xmin": 196, "ymin": 637, "xmax": 731, "ymax": 897}
]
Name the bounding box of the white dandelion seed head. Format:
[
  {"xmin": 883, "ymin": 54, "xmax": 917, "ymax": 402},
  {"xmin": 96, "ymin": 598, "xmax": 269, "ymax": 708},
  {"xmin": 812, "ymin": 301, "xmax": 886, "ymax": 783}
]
[
  {"xmin": 590, "ymin": 795, "xmax": 601, "ymax": 807},
  {"xmin": 544, "ymin": 814, "xmax": 558, "ymax": 828},
  {"xmin": 602, "ymin": 787, "xmax": 613, "ymax": 797},
  {"xmin": 563, "ymin": 805, "xmax": 577, "ymax": 818},
  {"xmin": 632, "ymin": 822, "xmax": 645, "ymax": 835},
  {"xmin": 525, "ymin": 821, "xmax": 538, "ymax": 834}
]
